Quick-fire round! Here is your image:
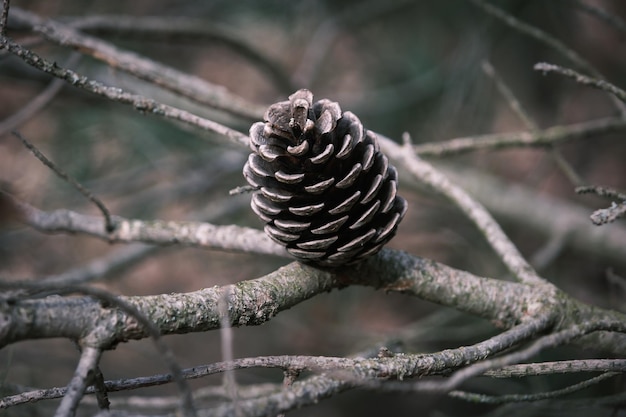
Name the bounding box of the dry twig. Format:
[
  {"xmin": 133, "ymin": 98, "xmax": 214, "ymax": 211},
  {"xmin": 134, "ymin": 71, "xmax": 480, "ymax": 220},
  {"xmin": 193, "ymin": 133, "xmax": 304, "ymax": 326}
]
[
  {"xmin": 413, "ymin": 116, "xmax": 626, "ymax": 157},
  {"xmin": 535, "ymin": 62, "xmax": 626, "ymax": 104},
  {"xmin": 0, "ymin": 36, "xmax": 249, "ymax": 146},
  {"xmin": 576, "ymin": 185, "xmax": 626, "ymax": 225}
]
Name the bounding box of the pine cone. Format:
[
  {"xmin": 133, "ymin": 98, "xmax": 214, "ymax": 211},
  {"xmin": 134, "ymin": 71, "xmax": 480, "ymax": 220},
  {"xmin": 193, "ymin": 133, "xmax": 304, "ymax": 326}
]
[{"xmin": 243, "ymin": 89, "xmax": 407, "ymax": 267}]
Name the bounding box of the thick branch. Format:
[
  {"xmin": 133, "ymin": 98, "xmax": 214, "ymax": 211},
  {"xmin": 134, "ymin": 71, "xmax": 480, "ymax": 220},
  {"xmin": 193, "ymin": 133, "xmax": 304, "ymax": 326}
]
[{"xmin": 5, "ymin": 247, "xmax": 622, "ymax": 352}]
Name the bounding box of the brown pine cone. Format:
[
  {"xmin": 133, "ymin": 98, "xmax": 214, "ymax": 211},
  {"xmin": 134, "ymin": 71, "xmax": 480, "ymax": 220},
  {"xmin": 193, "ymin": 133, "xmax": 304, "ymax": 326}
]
[{"xmin": 243, "ymin": 89, "xmax": 407, "ymax": 267}]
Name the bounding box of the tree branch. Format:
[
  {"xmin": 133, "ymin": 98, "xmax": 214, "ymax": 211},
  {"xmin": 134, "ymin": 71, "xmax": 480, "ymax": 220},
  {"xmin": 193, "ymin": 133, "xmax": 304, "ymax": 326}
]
[
  {"xmin": 54, "ymin": 346, "xmax": 101, "ymax": 417},
  {"xmin": 380, "ymin": 135, "xmax": 545, "ymax": 286},
  {"xmin": 63, "ymin": 14, "xmax": 294, "ymax": 94},
  {"xmin": 8, "ymin": 7, "xmax": 267, "ymax": 121},
  {"xmin": 412, "ymin": 117, "xmax": 626, "ymax": 157},
  {"xmin": 0, "ymin": 65, "xmax": 67, "ymax": 136},
  {"xmin": 485, "ymin": 359, "xmax": 626, "ymax": 377},
  {"xmin": 13, "ymin": 131, "xmax": 115, "ymax": 232},
  {"xmin": 449, "ymin": 372, "xmax": 618, "ymax": 404},
  {"xmin": 4, "ymin": 248, "xmax": 625, "ymax": 351},
  {"xmin": 535, "ymin": 62, "xmax": 626, "ymax": 104},
  {"xmin": 0, "ymin": 0, "xmax": 8, "ymax": 37},
  {"xmin": 0, "ymin": 35, "xmax": 249, "ymax": 146},
  {"xmin": 469, "ymin": 0, "xmax": 626, "ymax": 115},
  {"xmin": 437, "ymin": 163, "xmax": 626, "ymax": 266},
  {"xmin": 7, "ymin": 196, "xmax": 287, "ymax": 257},
  {"xmin": 572, "ymin": 0, "xmax": 626, "ymax": 35}
]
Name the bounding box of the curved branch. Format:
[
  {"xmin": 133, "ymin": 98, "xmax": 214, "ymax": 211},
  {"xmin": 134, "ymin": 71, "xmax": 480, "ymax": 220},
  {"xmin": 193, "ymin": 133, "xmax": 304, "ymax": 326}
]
[
  {"xmin": 0, "ymin": 318, "xmax": 552, "ymax": 409},
  {"xmin": 4, "ymin": 243, "xmax": 625, "ymax": 349},
  {"xmin": 2, "ymin": 251, "xmax": 626, "ymax": 411},
  {"xmin": 412, "ymin": 321, "xmax": 624, "ymax": 392},
  {"xmin": 379, "ymin": 135, "xmax": 545, "ymax": 286},
  {"xmin": 438, "ymin": 163, "xmax": 626, "ymax": 266},
  {"xmin": 449, "ymin": 372, "xmax": 618, "ymax": 404},
  {"xmin": 5, "ymin": 351, "xmax": 626, "ymax": 409},
  {"xmin": 0, "ymin": 246, "xmax": 599, "ymax": 351}
]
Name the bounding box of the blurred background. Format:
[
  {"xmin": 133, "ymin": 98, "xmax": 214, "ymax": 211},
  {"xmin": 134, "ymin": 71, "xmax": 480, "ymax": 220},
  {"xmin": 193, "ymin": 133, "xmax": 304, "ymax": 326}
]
[{"xmin": 1, "ymin": 0, "xmax": 625, "ymax": 415}]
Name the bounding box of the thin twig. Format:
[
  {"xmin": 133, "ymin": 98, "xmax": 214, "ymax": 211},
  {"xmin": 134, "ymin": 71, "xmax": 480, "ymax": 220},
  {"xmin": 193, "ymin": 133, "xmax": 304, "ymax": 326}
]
[
  {"xmin": 85, "ymin": 287, "xmax": 197, "ymax": 417},
  {"xmin": 535, "ymin": 62, "xmax": 626, "ymax": 104},
  {"xmin": 482, "ymin": 60, "xmax": 538, "ymax": 130},
  {"xmin": 276, "ymin": 363, "xmax": 302, "ymax": 417},
  {"xmin": 0, "ymin": 282, "xmax": 198, "ymax": 416},
  {"xmin": 449, "ymin": 372, "xmax": 618, "ymax": 404},
  {"xmin": 0, "ymin": 36, "xmax": 249, "ymax": 146},
  {"xmin": 469, "ymin": 0, "xmax": 626, "ymax": 115},
  {"xmin": 9, "ymin": 195, "xmax": 287, "ymax": 257},
  {"xmin": 413, "ymin": 116, "xmax": 626, "ymax": 157},
  {"xmin": 485, "ymin": 359, "xmax": 626, "ymax": 377},
  {"xmin": 576, "ymin": 185, "xmax": 626, "ymax": 225},
  {"xmin": 426, "ymin": 323, "xmax": 599, "ymax": 392},
  {"xmin": 27, "ymin": 189, "xmax": 249, "ymax": 288},
  {"xmin": 576, "ymin": 185, "xmax": 626, "ymax": 201},
  {"xmin": 0, "ymin": 53, "xmax": 80, "ymax": 137},
  {"xmin": 0, "ymin": 0, "xmax": 10, "ymax": 38},
  {"xmin": 81, "ymin": 383, "xmax": 280, "ymax": 409},
  {"xmin": 64, "ymin": 14, "xmax": 294, "ymax": 93},
  {"xmin": 572, "ymin": 0, "xmax": 626, "ymax": 34},
  {"xmin": 9, "ymin": 8, "xmax": 267, "ymax": 121},
  {"xmin": 12, "ymin": 131, "xmax": 115, "ymax": 233},
  {"xmin": 436, "ymin": 163, "xmax": 626, "ymax": 265},
  {"xmin": 0, "ymin": 318, "xmax": 552, "ymax": 408},
  {"xmin": 589, "ymin": 203, "xmax": 626, "ymax": 225},
  {"xmin": 218, "ymin": 286, "xmax": 240, "ymax": 415},
  {"xmin": 91, "ymin": 366, "xmax": 110, "ymax": 411},
  {"xmin": 54, "ymin": 346, "xmax": 102, "ymax": 417},
  {"xmin": 481, "ymin": 60, "xmax": 584, "ymax": 187},
  {"xmin": 369, "ymin": 320, "xmax": 623, "ymax": 394}
]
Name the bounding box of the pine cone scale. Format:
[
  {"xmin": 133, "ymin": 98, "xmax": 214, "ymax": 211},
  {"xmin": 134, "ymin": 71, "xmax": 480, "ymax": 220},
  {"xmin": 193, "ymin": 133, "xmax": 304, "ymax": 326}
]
[
  {"xmin": 327, "ymin": 191, "xmax": 361, "ymax": 215},
  {"xmin": 310, "ymin": 215, "xmax": 349, "ymax": 234}
]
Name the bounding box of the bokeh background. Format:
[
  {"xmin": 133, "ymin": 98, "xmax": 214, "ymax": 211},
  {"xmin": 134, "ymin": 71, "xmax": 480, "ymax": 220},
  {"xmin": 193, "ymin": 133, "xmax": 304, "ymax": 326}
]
[{"xmin": 1, "ymin": 0, "xmax": 625, "ymax": 415}]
